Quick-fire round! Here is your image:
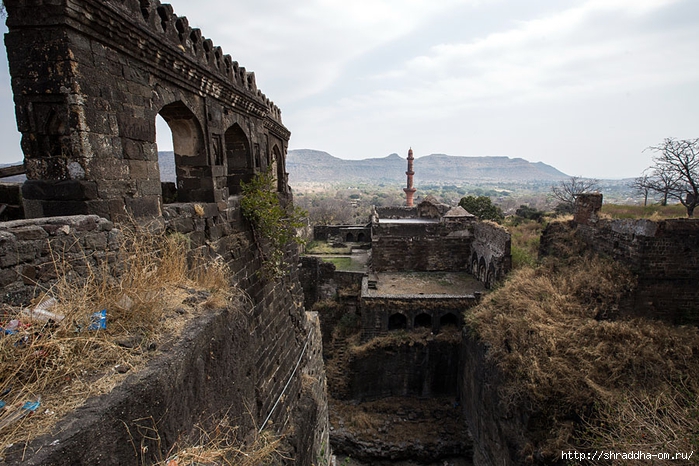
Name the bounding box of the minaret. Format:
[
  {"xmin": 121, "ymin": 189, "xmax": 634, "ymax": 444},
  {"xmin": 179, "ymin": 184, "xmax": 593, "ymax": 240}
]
[{"xmin": 403, "ymin": 147, "xmax": 417, "ymax": 206}]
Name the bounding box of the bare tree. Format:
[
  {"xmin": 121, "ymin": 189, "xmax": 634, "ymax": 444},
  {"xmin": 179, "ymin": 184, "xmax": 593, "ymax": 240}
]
[
  {"xmin": 645, "ymin": 138, "xmax": 699, "ymax": 217},
  {"xmin": 551, "ymin": 176, "xmax": 599, "ymax": 213},
  {"xmin": 631, "ymin": 174, "xmax": 651, "ymax": 206},
  {"xmin": 635, "ymin": 166, "xmax": 677, "ymax": 206}
]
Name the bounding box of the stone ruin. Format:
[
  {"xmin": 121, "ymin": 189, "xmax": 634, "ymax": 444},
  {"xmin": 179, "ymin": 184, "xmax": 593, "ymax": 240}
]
[
  {"xmin": 0, "ymin": 1, "xmax": 331, "ymax": 464},
  {"xmin": 542, "ymin": 193, "xmax": 699, "ymax": 325},
  {"xmin": 5, "ymin": 0, "xmax": 290, "ymax": 220}
]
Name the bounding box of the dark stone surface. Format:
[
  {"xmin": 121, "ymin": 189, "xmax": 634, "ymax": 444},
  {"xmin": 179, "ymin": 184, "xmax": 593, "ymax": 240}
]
[{"xmin": 4, "ymin": 0, "xmax": 290, "ymax": 220}]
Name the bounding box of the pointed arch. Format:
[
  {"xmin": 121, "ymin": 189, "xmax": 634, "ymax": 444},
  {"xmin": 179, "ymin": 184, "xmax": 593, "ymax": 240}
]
[
  {"xmin": 271, "ymin": 144, "xmax": 284, "ymax": 192},
  {"xmin": 414, "ymin": 313, "xmax": 432, "ymax": 329},
  {"xmin": 440, "ymin": 313, "xmax": 459, "ymax": 328},
  {"xmin": 224, "ymin": 123, "xmax": 252, "ymax": 195},
  {"xmin": 158, "ymin": 101, "xmax": 209, "ymax": 202},
  {"xmin": 388, "ymin": 313, "xmax": 407, "ymax": 331}
]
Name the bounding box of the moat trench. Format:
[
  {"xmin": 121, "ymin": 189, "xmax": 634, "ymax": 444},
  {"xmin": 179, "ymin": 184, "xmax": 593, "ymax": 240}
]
[{"xmin": 321, "ymin": 324, "xmax": 473, "ymax": 465}]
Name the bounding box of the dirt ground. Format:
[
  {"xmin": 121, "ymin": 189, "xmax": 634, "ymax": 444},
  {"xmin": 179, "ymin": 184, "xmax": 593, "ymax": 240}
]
[{"xmin": 336, "ymin": 456, "xmax": 471, "ymax": 466}]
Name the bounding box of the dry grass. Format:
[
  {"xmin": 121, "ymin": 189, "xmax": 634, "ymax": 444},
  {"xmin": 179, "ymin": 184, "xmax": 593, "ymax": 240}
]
[
  {"xmin": 506, "ymin": 220, "xmax": 544, "ymax": 269},
  {"xmin": 466, "ymin": 253, "xmax": 699, "ymax": 459},
  {"xmin": 156, "ymin": 417, "xmax": 288, "ymax": 466},
  {"xmin": 601, "ymin": 203, "xmax": 687, "ymax": 219},
  {"xmin": 350, "ymin": 327, "xmax": 461, "ymax": 357},
  {"xmin": 0, "ymin": 221, "xmax": 233, "ymax": 454}
]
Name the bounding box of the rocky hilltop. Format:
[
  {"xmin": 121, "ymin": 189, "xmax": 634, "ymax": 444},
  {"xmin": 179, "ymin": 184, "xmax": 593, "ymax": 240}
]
[{"xmin": 287, "ymin": 149, "xmax": 569, "ymax": 184}]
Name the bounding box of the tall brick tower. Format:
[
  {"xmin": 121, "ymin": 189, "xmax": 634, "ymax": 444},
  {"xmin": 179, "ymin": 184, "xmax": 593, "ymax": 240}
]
[{"xmin": 403, "ymin": 148, "xmax": 417, "ymax": 206}]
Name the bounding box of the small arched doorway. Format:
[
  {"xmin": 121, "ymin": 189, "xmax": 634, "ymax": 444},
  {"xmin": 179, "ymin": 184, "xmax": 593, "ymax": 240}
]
[
  {"xmin": 388, "ymin": 313, "xmax": 408, "ymax": 331},
  {"xmin": 225, "ymin": 123, "xmax": 252, "ymax": 195},
  {"xmin": 414, "ymin": 313, "xmax": 432, "ymax": 329},
  {"xmin": 158, "ymin": 101, "xmax": 208, "ymax": 202},
  {"xmin": 440, "ymin": 313, "xmax": 459, "ymax": 329}
]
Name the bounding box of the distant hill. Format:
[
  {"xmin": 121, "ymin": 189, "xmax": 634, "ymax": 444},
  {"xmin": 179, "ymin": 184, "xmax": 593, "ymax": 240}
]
[{"xmin": 287, "ymin": 149, "xmax": 569, "ymax": 184}]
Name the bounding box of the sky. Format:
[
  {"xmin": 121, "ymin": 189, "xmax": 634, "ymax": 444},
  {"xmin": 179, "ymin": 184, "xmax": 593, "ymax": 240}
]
[{"xmin": 1, "ymin": 0, "xmax": 698, "ymax": 179}]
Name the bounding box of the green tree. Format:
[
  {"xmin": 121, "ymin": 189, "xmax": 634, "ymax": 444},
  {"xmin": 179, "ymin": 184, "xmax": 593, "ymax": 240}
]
[
  {"xmin": 240, "ymin": 168, "xmax": 307, "ymax": 278},
  {"xmin": 458, "ymin": 195, "xmax": 504, "ymax": 223}
]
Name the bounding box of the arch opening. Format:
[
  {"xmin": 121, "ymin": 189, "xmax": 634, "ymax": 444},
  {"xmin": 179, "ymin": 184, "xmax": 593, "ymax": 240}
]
[
  {"xmin": 155, "ymin": 114, "xmax": 176, "ymax": 203},
  {"xmin": 414, "ymin": 313, "xmax": 432, "ymax": 329},
  {"xmin": 159, "ymin": 101, "xmax": 210, "ymax": 202},
  {"xmin": 388, "ymin": 313, "xmax": 407, "ymax": 331},
  {"xmin": 225, "ymin": 123, "xmax": 252, "ymax": 195},
  {"xmin": 440, "ymin": 313, "xmax": 459, "ymax": 328},
  {"xmin": 271, "ymin": 144, "xmax": 284, "ymax": 192},
  {"xmin": 357, "ymin": 232, "xmax": 366, "ymax": 242},
  {"xmin": 346, "ymin": 233, "xmax": 355, "ymax": 242}
]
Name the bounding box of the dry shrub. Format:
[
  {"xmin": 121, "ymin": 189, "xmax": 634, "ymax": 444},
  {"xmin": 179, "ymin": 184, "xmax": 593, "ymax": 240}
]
[
  {"xmin": 157, "ymin": 417, "xmax": 288, "ymax": 466},
  {"xmin": 0, "ymin": 221, "xmax": 235, "ymax": 452},
  {"xmin": 467, "ymin": 254, "xmax": 699, "ymax": 458}
]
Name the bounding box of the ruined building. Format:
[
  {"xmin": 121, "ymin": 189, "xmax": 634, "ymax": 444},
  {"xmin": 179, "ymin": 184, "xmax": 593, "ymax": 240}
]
[{"xmin": 1, "ymin": 1, "xmax": 329, "ymax": 464}]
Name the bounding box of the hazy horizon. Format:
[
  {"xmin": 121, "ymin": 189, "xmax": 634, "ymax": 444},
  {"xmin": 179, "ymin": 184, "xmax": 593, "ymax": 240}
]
[{"xmin": 2, "ymin": 0, "xmax": 698, "ymax": 180}]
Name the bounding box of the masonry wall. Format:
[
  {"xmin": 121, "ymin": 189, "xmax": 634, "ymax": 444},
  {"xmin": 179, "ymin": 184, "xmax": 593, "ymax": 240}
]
[
  {"xmin": 348, "ymin": 338, "xmax": 461, "ymax": 400},
  {"xmin": 4, "ymin": 0, "xmax": 290, "ymax": 220},
  {"xmin": 313, "ymin": 225, "xmax": 371, "ymax": 242},
  {"xmin": 0, "ymin": 203, "xmax": 329, "ymax": 465},
  {"xmin": 471, "ymin": 222, "xmax": 512, "ymax": 286},
  {"xmin": 556, "ymin": 218, "xmax": 699, "ymax": 324},
  {"xmin": 359, "ymin": 292, "xmax": 476, "ymax": 341},
  {"xmin": 371, "ymin": 221, "xmax": 475, "ymax": 272},
  {"xmin": 0, "ymin": 215, "xmax": 118, "ymax": 305}
]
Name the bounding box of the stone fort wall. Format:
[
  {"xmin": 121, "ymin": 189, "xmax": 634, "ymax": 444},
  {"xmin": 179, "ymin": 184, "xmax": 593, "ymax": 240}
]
[
  {"xmin": 541, "ymin": 194, "xmax": 699, "ymax": 325},
  {"xmin": 1, "ymin": 1, "xmax": 330, "ymax": 464},
  {"xmin": 5, "ymin": 0, "xmax": 290, "ymax": 220}
]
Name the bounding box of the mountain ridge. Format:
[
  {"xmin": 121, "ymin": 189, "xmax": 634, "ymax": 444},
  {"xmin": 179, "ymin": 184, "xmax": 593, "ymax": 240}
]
[{"xmin": 286, "ymin": 149, "xmax": 569, "ymax": 184}]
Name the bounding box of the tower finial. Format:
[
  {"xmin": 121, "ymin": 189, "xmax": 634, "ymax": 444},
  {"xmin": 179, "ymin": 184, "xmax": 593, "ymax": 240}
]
[{"xmin": 403, "ymin": 147, "xmax": 416, "ymax": 206}]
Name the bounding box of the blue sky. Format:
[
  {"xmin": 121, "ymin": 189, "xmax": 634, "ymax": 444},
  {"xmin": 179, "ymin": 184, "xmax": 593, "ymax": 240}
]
[{"xmin": 2, "ymin": 0, "xmax": 699, "ymax": 178}]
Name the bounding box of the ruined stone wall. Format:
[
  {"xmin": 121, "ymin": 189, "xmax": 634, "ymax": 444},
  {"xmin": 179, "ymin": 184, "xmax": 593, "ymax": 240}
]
[
  {"xmin": 348, "ymin": 338, "xmax": 460, "ymax": 400},
  {"xmin": 371, "ymin": 221, "xmax": 474, "ymax": 272},
  {"xmin": 4, "ymin": 0, "xmax": 290, "ymax": 220},
  {"xmin": 471, "ymin": 222, "xmax": 512, "ymax": 287},
  {"xmin": 541, "ymin": 217, "xmax": 699, "ymax": 324},
  {"xmin": 313, "ymin": 225, "xmax": 371, "ymax": 242},
  {"xmin": 359, "ymin": 290, "xmax": 476, "ymax": 341},
  {"xmin": 0, "ymin": 215, "xmax": 118, "ymax": 305},
  {"xmin": 0, "ymin": 204, "xmax": 329, "ymax": 465},
  {"xmin": 459, "ymin": 334, "xmax": 528, "ymax": 466},
  {"xmin": 540, "ymin": 194, "xmax": 699, "ymax": 325}
]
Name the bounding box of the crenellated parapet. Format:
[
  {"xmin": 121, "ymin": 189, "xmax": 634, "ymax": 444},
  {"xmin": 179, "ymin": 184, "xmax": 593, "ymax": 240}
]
[{"xmin": 4, "ymin": 0, "xmax": 291, "ymax": 219}]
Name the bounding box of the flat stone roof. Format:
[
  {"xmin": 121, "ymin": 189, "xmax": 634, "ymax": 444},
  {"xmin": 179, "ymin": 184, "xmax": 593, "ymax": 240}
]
[
  {"xmin": 365, "ymin": 272, "xmax": 485, "ymax": 297},
  {"xmin": 377, "ymin": 218, "xmax": 440, "ymax": 224}
]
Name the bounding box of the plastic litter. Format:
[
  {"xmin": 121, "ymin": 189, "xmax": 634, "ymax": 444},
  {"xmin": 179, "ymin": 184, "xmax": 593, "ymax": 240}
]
[
  {"xmin": 22, "ymin": 298, "xmax": 65, "ymax": 323},
  {"xmin": 88, "ymin": 310, "xmax": 107, "ymax": 330},
  {"xmin": 1, "ymin": 319, "xmax": 21, "ymax": 336},
  {"xmin": 0, "ymin": 396, "xmax": 41, "ymax": 431}
]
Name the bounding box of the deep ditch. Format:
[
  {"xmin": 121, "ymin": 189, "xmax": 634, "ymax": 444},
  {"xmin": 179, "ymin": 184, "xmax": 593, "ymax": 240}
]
[{"xmin": 319, "ymin": 301, "xmax": 474, "ymax": 465}]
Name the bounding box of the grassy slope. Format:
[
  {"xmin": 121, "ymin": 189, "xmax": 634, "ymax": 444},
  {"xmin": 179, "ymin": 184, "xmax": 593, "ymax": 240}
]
[{"xmin": 466, "ymin": 221, "xmax": 699, "ymax": 462}]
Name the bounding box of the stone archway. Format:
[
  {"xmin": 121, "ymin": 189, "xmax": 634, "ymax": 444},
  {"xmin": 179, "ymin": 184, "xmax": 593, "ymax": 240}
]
[
  {"xmin": 388, "ymin": 313, "xmax": 408, "ymax": 331},
  {"xmin": 440, "ymin": 313, "xmax": 459, "ymax": 329},
  {"xmin": 159, "ymin": 101, "xmax": 208, "ymax": 202},
  {"xmin": 225, "ymin": 123, "xmax": 252, "ymax": 195},
  {"xmin": 414, "ymin": 313, "xmax": 432, "ymax": 329}
]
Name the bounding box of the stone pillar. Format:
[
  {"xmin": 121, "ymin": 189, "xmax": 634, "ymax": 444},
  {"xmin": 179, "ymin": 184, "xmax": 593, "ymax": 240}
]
[
  {"xmin": 403, "ymin": 148, "xmax": 417, "ymax": 207},
  {"xmin": 574, "ymin": 193, "xmax": 603, "ymax": 225}
]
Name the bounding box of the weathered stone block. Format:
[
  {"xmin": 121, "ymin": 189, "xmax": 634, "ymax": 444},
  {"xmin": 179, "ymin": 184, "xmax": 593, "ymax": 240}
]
[{"xmin": 22, "ymin": 180, "xmax": 99, "ymax": 201}]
